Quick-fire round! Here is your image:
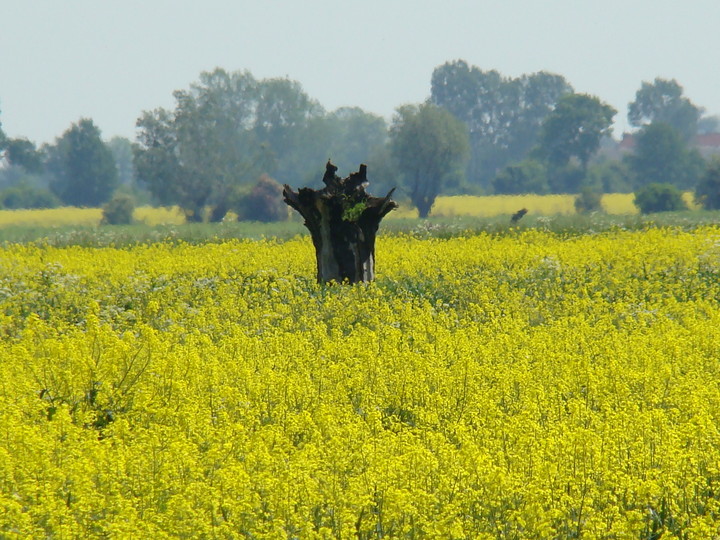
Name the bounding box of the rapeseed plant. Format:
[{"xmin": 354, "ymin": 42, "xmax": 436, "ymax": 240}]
[
  {"xmin": 0, "ymin": 192, "xmax": 670, "ymax": 230},
  {"xmin": 1, "ymin": 229, "xmax": 719, "ymax": 537}
]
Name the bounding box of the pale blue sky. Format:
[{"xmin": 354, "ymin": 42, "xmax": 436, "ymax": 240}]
[{"xmin": 2, "ymin": 0, "xmax": 719, "ymax": 144}]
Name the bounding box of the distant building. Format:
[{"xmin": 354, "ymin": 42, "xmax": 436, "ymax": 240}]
[
  {"xmin": 618, "ymin": 132, "xmax": 720, "ymax": 158},
  {"xmin": 617, "ymin": 133, "xmax": 636, "ymax": 153},
  {"xmin": 696, "ymin": 133, "xmax": 720, "ymax": 158}
]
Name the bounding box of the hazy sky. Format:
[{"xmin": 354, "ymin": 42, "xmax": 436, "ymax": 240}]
[{"xmin": 2, "ymin": 0, "xmax": 719, "ymax": 145}]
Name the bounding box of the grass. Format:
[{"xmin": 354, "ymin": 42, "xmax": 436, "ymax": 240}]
[
  {"xmin": 1, "ymin": 210, "xmax": 719, "ymax": 248},
  {"xmin": 0, "ymin": 221, "xmax": 307, "ymax": 247},
  {"xmin": 0, "ymin": 193, "xmax": 715, "ymax": 247}
]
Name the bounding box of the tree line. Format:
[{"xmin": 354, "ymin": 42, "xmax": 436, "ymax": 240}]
[{"xmin": 2, "ymin": 60, "xmax": 720, "ymax": 220}]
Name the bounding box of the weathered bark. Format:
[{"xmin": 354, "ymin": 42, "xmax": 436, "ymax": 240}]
[{"xmin": 283, "ymin": 161, "xmax": 397, "ymax": 283}]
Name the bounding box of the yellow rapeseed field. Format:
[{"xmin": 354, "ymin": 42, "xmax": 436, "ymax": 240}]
[
  {"xmin": 2, "ymin": 227, "xmax": 720, "ymax": 537},
  {"xmin": 0, "ymin": 193, "xmax": 662, "ymax": 229},
  {"xmin": 0, "ymin": 192, "xmax": 701, "ymax": 228},
  {"xmin": 0, "ymin": 206, "xmax": 186, "ymax": 228},
  {"xmin": 364, "ymin": 194, "xmax": 641, "ymax": 219},
  {"xmin": 412, "ymin": 193, "xmax": 695, "ymax": 218}
]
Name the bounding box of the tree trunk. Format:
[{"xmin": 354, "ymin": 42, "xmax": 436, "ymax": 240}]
[
  {"xmin": 208, "ymin": 201, "xmax": 228, "ymax": 223},
  {"xmin": 417, "ymin": 198, "xmax": 433, "ymax": 219},
  {"xmin": 283, "ymin": 161, "xmax": 397, "ymax": 283}
]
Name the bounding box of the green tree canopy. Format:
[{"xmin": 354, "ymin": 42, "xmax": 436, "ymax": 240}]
[
  {"xmin": 107, "ymin": 137, "xmax": 135, "ymax": 186},
  {"xmin": 133, "ymin": 108, "xmax": 187, "ymax": 209},
  {"xmin": 586, "ymin": 159, "xmax": 633, "ymax": 193},
  {"xmin": 430, "ymin": 60, "xmax": 572, "ymax": 188},
  {"xmin": 389, "ymin": 103, "xmax": 469, "ymax": 218},
  {"xmin": 134, "ymin": 68, "xmax": 337, "ymax": 221},
  {"xmin": 628, "ymin": 78, "xmax": 701, "ymax": 140},
  {"xmin": 695, "ymin": 158, "xmax": 720, "ymax": 210},
  {"xmin": 537, "ymin": 93, "xmax": 616, "ymax": 170},
  {"xmin": 253, "ymin": 77, "xmax": 326, "ymax": 182},
  {"xmin": 46, "ymin": 119, "xmax": 118, "ymax": 207},
  {"xmin": 325, "ymin": 107, "xmax": 388, "ymax": 172},
  {"xmin": 134, "ymin": 69, "xmax": 273, "ymax": 221},
  {"xmin": 271, "ymin": 106, "xmax": 389, "ymax": 189},
  {"xmin": 634, "ymin": 182, "xmax": 688, "ymax": 214},
  {"xmin": 492, "ymin": 159, "xmax": 548, "ymax": 195},
  {"xmin": 4, "ymin": 138, "xmax": 44, "ymax": 174},
  {"xmin": 625, "ymin": 122, "xmax": 705, "ymax": 189},
  {"xmin": 0, "ymin": 108, "xmax": 44, "ymax": 178}
]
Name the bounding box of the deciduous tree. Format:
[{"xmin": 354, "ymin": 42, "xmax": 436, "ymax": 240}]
[
  {"xmin": 625, "ymin": 122, "xmax": 704, "ymax": 189},
  {"xmin": 694, "ymin": 157, "xmax": 720, "ymax": 210},
  {"xmin": 46, "ymin": 119, "xmax": 118, "ymax": 207},
  {"xmin": 134, "ymin": 68, "xmax": 330, "ymax": 221},
  {"xmin": 389, "ymin": 103, "xmax": 469, "ymax": 218},
  {"xmin": 107, "ymin": 136, "xmax": 135, "ymax": 186},
  {"xmin": 492, "ymin": 159, "xmax": 548, "ymax": 194},
  {"xmin": 537, "ymin": 93, "xmax": 616, "ymax": 171},
  {"xmin": 325, "ymin": 107, "xmax": 388, "ymax": 174},
  {"xmin": 634, "ymin": 183, "xmax": 687, "ymax": 214},
  {"xmin": 134, "ymin": 69, "xmax": 272, "ymax": 221},
  {"xmin": 0, "ymin": 109, "xmax": 44, "ymax": 176},
  {"xmin": 431, "ymin": 60, "xmax": 571, "ymax": 188},
  {"xmin": 236, "ymin": 174, "xmax": 288, "ymax": 222},
  {"xmin": 628, "ymin": 77, "xmax": 701, "ymax": 140},
  {"xmin": 3, "ymin": 138, "xmax": 44, "ymax": 174}
]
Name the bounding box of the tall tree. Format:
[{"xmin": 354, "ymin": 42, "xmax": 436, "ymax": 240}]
[
  {"xmin": 46, "ymin": 119, "xmax": 118, "ymax": 206},
  {"xmin": 512, "ymin": 72, "xmax": 574, "ymax": 155},
  {"xmin": 134, "ymin": 69, "xmax": 272, "ymax": 221},
  {"xmin": 389, "ymin": 103, "xmax": 469, "ymax": 218},
  {"xmin": 253, "ymin": 77, "xmax": 326, "ymax": 183},
  {"xmin": 430, "ymin": 60, "xmax": 571, "ymax": 188},
  {"xmin": 492, "ymin": 159, "xmax": 548, "ymax": 194},
  {"xmin": 325, "ymin": 107, "xmax": 388, "ymax": 172},
  {"xmin": 0, "ymin": 109, "xmax": 47, "ymax": 190},
  {"xmin": 537, "ymin": 93, "xmax": 616, "ymax": 171},
  {"xmin": 133, "ymin": 108, "xmax": 188, "ymax": 208},
  {"xmin": 695, "ymin": 157, "xmax": 720, "ymax": 210},
  {"xmin": 3, "ymin": 138, "xmax": 44, "ymax": 174},
  {"xmin": 134, "ymin": 68, "xmax": 329, "ymax": 221},
  {"xmin": 625, "ymin": 122, "xmax": 705, "ymax": 189},
  {"xmin": 107, "ymin": 136, "xmax": 135, "ymax": 186},
  {"xmin": 628, "ymin": 77, "xmax": 701, "ymax": 140}
]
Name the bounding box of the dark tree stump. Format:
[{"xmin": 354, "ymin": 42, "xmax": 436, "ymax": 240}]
[
  {"xmin": 283, "ymin": 161, "xmax": 397, "ymax": 283},
  {"xmin": 511, "ymin": 208, "xmax": 528, "ymax": 224}
]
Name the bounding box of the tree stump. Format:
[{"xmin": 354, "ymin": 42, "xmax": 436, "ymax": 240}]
[{"xmin": 283, "ymin": 161, "xmax": 397, "ymax": 283}]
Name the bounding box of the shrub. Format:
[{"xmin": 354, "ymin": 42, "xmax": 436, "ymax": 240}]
[
  {"xmin": 626, "ymin": 122, "xmax": 705, "ymax": 190},
  {"xmin": 492, "ymin": 160, "xmax": 548, "ymax": 194},
  {"xmin": 236, "ymin": 175, "xmax": 288, "ymax": 222},
  {"xmin": 694, "ymin": 158, "xmax": 720, "ymax": 210},
  {"xmin": 0, "ymin": 184, "xmax": 60, "ymax": 209},
  {"xmin": 547, "ymin": 163, "xmax": 586, "ymax": 194},
  {"xmin": 574, "ymin": 187, "xmax": 603, "ymax": 214},
  {"xmin": 587, "ymin": 160, "xmax": 633, "ymax": 193},
  {"xmin": 101, "ymin": 194, "xmax": 136, "ymax": 225},
  {"xmin": 634, "ymin": 183, "xmax": 687, "ymax": 214}
]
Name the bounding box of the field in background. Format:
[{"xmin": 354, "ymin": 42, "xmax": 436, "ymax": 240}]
[
  {"xmin": 0, "ymin": 193, "xmax": 703, "ymax": 229},
  {"xmin": 399, "ymin": 193, "xmax": 630, "ymax": 218},
  {"xmin": 0, "ymin": 206, "xmax": 186, "ymax": 228},
  {"xmin": 399, "ymin": 192, "xmax": 698, "ymax": 218}
]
